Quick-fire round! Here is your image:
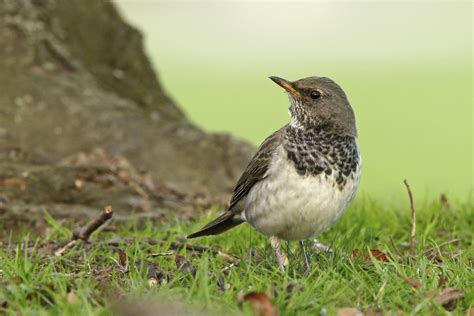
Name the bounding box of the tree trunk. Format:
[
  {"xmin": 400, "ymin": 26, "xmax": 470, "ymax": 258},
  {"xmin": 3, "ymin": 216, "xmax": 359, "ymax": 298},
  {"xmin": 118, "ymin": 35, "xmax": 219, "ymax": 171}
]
[{"xmin": 0, "ymin": 0, "xmax": 254, "ymax": 233}]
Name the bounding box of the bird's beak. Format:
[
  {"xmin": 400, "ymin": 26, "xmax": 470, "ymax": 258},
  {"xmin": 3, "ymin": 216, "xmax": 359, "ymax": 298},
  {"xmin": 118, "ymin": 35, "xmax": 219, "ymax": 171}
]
[{"xmin": 269, "ymin": 76, "xmax": 301, "ymax": 98}]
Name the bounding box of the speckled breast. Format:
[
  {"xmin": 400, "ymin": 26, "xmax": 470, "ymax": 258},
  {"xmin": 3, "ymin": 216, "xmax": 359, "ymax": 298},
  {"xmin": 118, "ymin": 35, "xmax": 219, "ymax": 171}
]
[{"xmin": 283, "ymin": 126, "xmax": 361, "ymax": 190}]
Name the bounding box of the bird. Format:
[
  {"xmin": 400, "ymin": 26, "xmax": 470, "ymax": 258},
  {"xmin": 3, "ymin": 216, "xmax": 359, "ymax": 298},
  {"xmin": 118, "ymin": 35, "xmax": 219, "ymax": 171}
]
[{"xmin": 188, "ymin": 76, "xmax": 362, "ymax": 272}]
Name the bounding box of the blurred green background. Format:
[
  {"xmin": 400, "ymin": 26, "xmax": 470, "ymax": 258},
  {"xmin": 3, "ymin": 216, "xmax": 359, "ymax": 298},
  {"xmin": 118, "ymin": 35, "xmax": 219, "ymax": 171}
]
[{"xmin": 116, "ymin": 1, "xmax": 472, "ymax": 202}]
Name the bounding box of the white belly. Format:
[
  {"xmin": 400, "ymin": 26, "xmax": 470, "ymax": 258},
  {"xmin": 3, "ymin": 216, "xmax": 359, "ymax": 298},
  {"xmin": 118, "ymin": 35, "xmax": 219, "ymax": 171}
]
[{"xmin": 244, "ymin": 146, "xmax": 361, "ymax": 241}]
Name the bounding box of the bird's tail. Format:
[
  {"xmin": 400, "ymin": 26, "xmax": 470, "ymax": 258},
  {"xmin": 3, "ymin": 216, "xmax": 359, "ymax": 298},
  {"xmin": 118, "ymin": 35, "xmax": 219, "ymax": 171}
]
[{"xmin": 187, "ymin": 212, "xmax": 243, "ymax": 239}]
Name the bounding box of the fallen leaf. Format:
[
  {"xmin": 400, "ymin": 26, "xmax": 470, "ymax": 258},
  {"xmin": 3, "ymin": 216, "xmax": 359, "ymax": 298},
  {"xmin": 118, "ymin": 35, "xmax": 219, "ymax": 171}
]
[
  {"xmin": 352, "ymin": 248, "xmax": 390, "ymax": 262},
  {"xmin": 238, "ymin": 292, "xmax": 279, "ymax": 316},
  {"xmin": 336, "ymin": 307, "xmax": 363, "ymax": 316},
  {"xmin": 117, "ymin": 249, "xmax": 127, "ymax": 268}
]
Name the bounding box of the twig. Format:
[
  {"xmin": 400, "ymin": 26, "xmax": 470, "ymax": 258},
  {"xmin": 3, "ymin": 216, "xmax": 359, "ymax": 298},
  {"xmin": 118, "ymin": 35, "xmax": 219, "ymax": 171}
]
[
  {"xmin": 221, "ymin": 262, "xmax": 237, "ymax": 273},
  {"xmin": 403, "ymin": 180, "xmax": 416, "ymax": 256},
  {"xmin": 73, "ymin": 206, "xmax": 113, "ymax": 241},
  {"xmin": 55, "ymin": 206, "xmax": 113, "ymax": 256},
  {"xmin": 148, "ymin": 251, "xmax": 175, "ymax": 257},
  {"xmin": 54, "ymin": 240, "xmax": 79, "ymax": 256}
]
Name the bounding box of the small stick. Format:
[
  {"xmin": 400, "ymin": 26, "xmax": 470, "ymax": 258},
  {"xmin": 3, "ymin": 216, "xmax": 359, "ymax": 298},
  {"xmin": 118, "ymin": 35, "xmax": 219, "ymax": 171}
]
[
  {"xmin": 221, "ymin": 262, "xmax": 237, "ymax": 273},
  {"xmin": 403, "ymin": 180, "xmax": 416, "ymax": 256},
  {"xmin": 73, "ymin": 206, "xmax": 113, "ymax": 241},
  {"xmin": 55, "ymin": 206, "xmax": 113, "ymax": 256},
  {"xmin": 148, "ymin": 251, "xmax": 175, "ymax": 257},
  {"xmin": 54, "ymin": 240, "xmax": 79, "ymax": 257}
]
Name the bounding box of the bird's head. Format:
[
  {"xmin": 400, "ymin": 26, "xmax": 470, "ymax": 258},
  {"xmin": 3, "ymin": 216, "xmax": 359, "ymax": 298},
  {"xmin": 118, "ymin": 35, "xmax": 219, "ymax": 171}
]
[{"xmin": 270, "ymin": 76, "xmax": 357, "ymax": 136}]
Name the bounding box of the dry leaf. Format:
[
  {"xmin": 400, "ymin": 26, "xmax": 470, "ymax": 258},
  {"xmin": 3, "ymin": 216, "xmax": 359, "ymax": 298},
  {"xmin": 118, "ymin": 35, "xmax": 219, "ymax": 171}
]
[
  {"xmin": 238, "ymin": 292, "xmax": 279, "ymax": 316},
  {"xmin": 117, "ymin": 249, "xmax": 127, "ymax": 268},
  {"xmin": 352, "ymin": 248, "xmax": 390, "ymax": 262},
  {"xmin": 336, "ymin": 307, "xmax": 363, "ymax": 316}
]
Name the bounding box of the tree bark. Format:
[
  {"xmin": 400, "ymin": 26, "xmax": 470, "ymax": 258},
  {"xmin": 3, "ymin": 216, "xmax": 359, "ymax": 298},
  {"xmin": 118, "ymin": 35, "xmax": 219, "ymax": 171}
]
[{"xmin": 0, "ymin": 0, "xmax": 254, "ymax": 233}]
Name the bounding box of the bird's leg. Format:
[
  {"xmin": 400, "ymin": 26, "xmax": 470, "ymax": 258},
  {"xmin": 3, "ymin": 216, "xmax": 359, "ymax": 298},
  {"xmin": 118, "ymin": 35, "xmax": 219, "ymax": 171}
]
[
  {"xmin": 299, "ymin": 240, "xmax": 311, "ymax": 273},
  {"xmin": 269, "ymin": 236, "xmax": 288, "ymax": 272},
  {"xmin": 312, "ymin": 239, "xmax": 333, "ymax": 254}
]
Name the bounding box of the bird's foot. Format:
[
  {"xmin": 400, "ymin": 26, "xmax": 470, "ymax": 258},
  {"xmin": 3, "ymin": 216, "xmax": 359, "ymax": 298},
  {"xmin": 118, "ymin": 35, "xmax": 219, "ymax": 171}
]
[
  {"xmin": 312, "ymin": 239, "xmax": 333, "ymax": 254},
  {"xmin": 269, "ymin": 236, "xmax": 288, "ymax": 272},
  {"xmin": 299, "ymin": 240, "xmax": 311, "ymax": 274}
]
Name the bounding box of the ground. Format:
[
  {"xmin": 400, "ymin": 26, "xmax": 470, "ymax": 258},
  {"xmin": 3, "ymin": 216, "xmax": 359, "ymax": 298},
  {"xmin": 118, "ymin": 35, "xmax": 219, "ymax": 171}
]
[{"xmin": 0, "ymin": 198, "xmax": 472, "ymax": 315}]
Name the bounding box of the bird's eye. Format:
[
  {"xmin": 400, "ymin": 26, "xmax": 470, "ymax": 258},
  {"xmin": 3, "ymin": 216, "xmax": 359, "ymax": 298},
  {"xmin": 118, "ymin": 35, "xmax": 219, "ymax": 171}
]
[{"xmin": 310, "ymin": 90, "xmax": 321, "ymax": 99}]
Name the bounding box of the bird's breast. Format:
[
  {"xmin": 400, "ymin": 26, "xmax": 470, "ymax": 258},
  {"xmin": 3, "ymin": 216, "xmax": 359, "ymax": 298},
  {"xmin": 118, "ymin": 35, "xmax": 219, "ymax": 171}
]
[{"xmin": 244, "ymin": 145, "xmax": 361, "ymax": 241}]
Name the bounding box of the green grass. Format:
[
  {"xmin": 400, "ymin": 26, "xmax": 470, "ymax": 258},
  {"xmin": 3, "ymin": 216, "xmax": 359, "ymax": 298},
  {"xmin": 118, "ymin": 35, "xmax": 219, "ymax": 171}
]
[{"xmin": 1, "ymin": 199, "xmax": 473, "ymax": 315}]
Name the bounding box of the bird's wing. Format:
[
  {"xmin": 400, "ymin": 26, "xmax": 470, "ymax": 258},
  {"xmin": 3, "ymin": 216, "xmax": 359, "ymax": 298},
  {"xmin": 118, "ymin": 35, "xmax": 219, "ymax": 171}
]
[
  {"xmin": 228, "ymin": 126, "xmax": 286, "ymax": 212},
  {"xmin": 186, "ymin": 126, "xmax": 286, "ymax": 239}
]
